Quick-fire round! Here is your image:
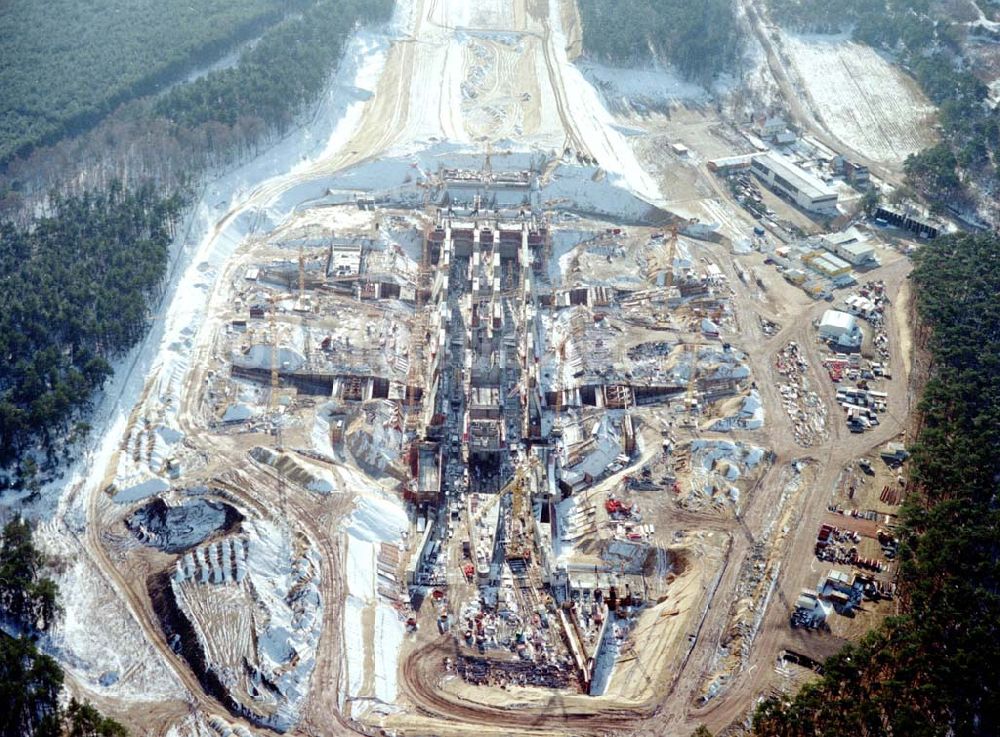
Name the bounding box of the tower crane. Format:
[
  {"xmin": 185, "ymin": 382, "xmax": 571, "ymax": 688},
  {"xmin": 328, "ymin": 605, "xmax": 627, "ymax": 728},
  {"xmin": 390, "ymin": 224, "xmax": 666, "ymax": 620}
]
[
  {"xmin": 268, "ymin": 294, "xmax": 284, "ymax": 451},
  {"xmin": 268, "ymin": 294, "xmax": 287, "ymax": 518},
  {"xmin": 502, "ymin": 456, "xmax": 540, "ymax": 563},
  {"xmin": 685, "ymin": 343, "xmax": 699, "ymax": 415},
  {"xmin": 664, "ymin": 222, "xmax": 680, "ymax": 288},
  {"xmin": 553, "ymin": 333, "xmax": 569, "ymax": 435}
]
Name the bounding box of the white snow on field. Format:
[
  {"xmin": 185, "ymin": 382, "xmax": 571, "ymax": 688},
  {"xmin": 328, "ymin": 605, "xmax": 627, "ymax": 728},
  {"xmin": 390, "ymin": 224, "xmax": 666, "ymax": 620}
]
[
  {"xmin": 38, "ymin": 546, "xmax": 185, "ymax": 702},
  {"xmin": 163, "ymin": 714, "xmax": 216, "ymax": 737},
  {"xmin": 381, "ymin": 0, "xmax": 475, "ymax": 152},
  {"xmin": 580, "ymin": 61, "xmax": 708, "ymax": 111},
  {"xmin": 373, "ymin": 604, "xmax": 405, "ymax": 701},
  {"xmin": 342, "ymin": 492, "xmax": 408, "ymax": 706},
  {"xmin": 782, "ymin": 33, "xmax": 936, "ymax": 164},
  {"xmin": 343, "ymin": 596, "xmax": 366, "ymax": 697},
  {"xmin": 311, "ymin": 404, "xmax": 339, "ymax": 460},
  {"xmin": 242, "ymin": 521, "xmax": 323, "ymax": 729},
  {"xmin": 543, "ymin": 164, "xmax": 660, "ymax": 221},
  {"xmin": 346, "ymin": 534, "xmax": 377, "ymax": 600}
]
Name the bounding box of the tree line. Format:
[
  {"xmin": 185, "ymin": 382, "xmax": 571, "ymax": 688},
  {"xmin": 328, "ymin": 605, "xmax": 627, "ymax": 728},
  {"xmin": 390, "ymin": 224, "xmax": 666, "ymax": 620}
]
[
  {"xmin": 0, "ymin": 519, "xmax": 127, "ymax": 737},
  {"xmin": 753, "ymin": 232, "xmax": 1000, "ymax": 736},
  {"xmin": 157, "ymin": 0, "xmax": 394, "ymax": 133},
  {"xmin": 576, "ymin": 0, "xmax": 741, "ymax": 85},
  {"xmin": 0, "ymin": 0, "xmax": 396, "ymax": 219},
  {"xmin": 0, "ymin": 184, "xmax": 184, "ymax": 471}
]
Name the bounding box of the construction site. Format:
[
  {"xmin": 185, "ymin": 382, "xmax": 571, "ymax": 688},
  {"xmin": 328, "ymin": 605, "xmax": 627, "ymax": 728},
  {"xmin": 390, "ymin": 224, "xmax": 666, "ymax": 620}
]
[
  {"xmin": 39, "ymin": 0, "xmax": 932, "ymax": 735},
  {"xmin": 82, "ymin": 141, "xmax": 916, "ymax": 735},
  {"xmin": 191, "ymin": 162, "xmax": 765, "ymax": 704}
]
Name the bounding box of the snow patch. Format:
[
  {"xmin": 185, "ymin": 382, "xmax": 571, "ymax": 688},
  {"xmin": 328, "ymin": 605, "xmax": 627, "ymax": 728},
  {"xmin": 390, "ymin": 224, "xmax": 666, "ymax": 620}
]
[
  {"xmin": 781, "ymin": 33, "xmax": 935, "ymax": 164},
  {"xmin": 580, "ymin": 61, "xmax": 708, "ymax": 111}
]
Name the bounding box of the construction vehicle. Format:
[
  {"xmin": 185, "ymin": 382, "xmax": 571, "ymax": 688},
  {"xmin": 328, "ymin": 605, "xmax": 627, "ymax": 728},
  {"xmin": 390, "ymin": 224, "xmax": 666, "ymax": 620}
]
[{"xmin": 604, "ymin": 498, "xmax": 633, "ymax": 518}]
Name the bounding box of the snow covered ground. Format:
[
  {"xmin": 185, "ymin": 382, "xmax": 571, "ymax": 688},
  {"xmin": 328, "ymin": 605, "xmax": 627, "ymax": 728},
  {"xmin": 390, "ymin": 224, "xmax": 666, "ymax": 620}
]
[
  {"xmin": 685, "ymin": 440, "xmax": 766, "ymax": 510},
  {"xmin": 580, "ymin": 61, "xmax": 708, "ymax": 114},
  {"xmin": 709, "ymin": 390, "xmax": 765, "ymax": 432},
  {"xmin": 342, "ymin": 494, "xmax": 408, "ymax": 713},
  {"xmin": 172, "ymin": 520, "xmax": 323, "ymax": 731},
  {"xmin": 781, "ymin": 33, "xmax": 936, "ymax": 165},
  {"xmin": 545, "ymin": 0, "xmax": 663, "ymax": 205},
  {"xmin": 42, "ymin": 552, "xmax": 186, "ymax": 703}
]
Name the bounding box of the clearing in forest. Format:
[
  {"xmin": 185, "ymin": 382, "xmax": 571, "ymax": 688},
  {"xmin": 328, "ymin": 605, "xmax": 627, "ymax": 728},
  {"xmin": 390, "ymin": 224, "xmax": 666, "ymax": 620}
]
[{"xmin": 782, "ymin": 34, "xmax": 936, "ymax": 165}]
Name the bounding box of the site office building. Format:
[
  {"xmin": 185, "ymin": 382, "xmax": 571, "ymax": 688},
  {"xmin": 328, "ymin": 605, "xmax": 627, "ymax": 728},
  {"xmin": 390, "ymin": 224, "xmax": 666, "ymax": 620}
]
[{"xmin": 750, "ymin": 153, "xmax": 839, "ymax": 214}]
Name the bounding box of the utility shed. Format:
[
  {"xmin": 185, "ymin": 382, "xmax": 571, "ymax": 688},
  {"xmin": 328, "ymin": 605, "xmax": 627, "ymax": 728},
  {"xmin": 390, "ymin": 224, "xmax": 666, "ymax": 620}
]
[
  {"xmin": 805, "ymin": 251, "xmax": 852, "ymax": 278},
  {"xmin": 707, "ymin": 154, "xmax": 754, "ymax": 174},
  {"xmin": 796, "ymin": 589, "xmax": 818, "ymax": 610},
  {"xmin": 823, "ymin": 229, "xmax": 875, "ymax": 265},
  {"xmin": 824, "ymin": 569, "xmax": 853, "ymax": 593},
  {"xmin": 819, "ymin": 309, "xmax": 863, "ymax": 349},
  {"xmin": 837, "ymin": 241, "xmax": 876, "ymax": 265},
  {"xmin": 880, "ymin": 442, "xmax": 910, "ymax": 463}
]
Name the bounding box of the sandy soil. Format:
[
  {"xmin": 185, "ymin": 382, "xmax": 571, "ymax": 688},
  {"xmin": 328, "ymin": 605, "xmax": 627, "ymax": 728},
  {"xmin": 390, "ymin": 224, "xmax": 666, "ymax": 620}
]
[{"xmin": 893, "ymin": 279, "xmax": 914, "ymax": 384}]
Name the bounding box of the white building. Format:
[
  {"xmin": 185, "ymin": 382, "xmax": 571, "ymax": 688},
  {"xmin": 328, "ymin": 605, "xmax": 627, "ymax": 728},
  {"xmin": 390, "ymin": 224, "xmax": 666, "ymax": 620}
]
[
  {"xmin": 750, "ymin": 154, "xmax": 839, "ymax": 213},
  {"xmin": 819, "ymin": 309, "xmax": 863, "ymax": 350},
  {"xmin": 822, "ymin": 228, "xmax": 876, "ymax": 266},
  {"xmin": 838, "ymin": 241, "xmax": 876, "ymax": 265},
  {"xmin": 757, "ymin": 115, "xmax": 787, "ymax": 139}
]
